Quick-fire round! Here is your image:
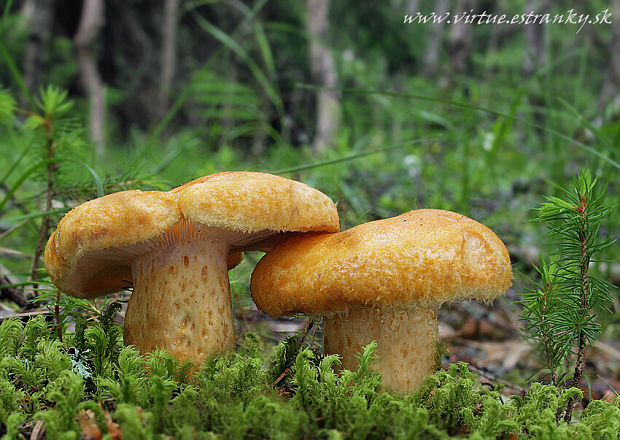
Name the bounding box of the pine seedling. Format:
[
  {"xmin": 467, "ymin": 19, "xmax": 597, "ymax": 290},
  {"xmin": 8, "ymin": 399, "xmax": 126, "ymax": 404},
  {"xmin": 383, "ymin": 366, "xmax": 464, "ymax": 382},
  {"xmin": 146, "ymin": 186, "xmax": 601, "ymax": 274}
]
[
  {"xmin": 520, "ymin": 257, "xmax": 565, "ymax": 385},
  {"xmin": 34, "ymin": 287, "xmax": 107, "ymax": 343},
  {"xmin": 269, "ymin": 333, "xmax": 306, "ymax": 388},
  {"xmin": 520, "ymin": 169, "xmax": 615, "ymax": 422},
  {"xmin": 24, "ymin": 87, "xmax": 77, "ymax": 289},
  {"xmin": 2, "ymin": 86, "xmax": 161, "ymax": 341},
  {"xmin": 2, "ymin": 86, "xmax": 89, "ymax": 341},
  {"xmin": 268, "ymin": 318, "xmax": 322, "ymax": 389}
]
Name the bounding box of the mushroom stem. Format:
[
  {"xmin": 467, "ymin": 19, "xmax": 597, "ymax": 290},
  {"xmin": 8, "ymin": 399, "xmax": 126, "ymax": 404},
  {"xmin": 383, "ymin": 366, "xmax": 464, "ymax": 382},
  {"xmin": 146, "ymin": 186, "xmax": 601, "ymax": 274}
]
[
  {"xmin": 124, "ymin": 235, "xmax": 235, "ymax": 363},
  {"xmin": 323, "ymin": 307, "xmax": 439, "ymax": 392}
]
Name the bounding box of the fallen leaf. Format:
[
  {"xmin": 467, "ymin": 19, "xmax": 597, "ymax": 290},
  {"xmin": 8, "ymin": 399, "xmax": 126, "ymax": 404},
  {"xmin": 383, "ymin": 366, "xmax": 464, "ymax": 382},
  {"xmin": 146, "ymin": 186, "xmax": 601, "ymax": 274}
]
[{"xmin": 79, "ymin": 409, "xmax": 102, "ymax": 440}]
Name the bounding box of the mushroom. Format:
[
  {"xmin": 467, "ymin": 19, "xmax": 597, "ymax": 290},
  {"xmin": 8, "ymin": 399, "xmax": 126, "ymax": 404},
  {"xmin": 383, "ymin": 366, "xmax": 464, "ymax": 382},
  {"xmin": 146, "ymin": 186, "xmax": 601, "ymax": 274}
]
[
  {"xmin": 44, "ymin": 171, "xmax": 339, "ymax": 363},
  {"xmin": 251, "ymin": 209, "xmax": 512, "ymax": 392}
]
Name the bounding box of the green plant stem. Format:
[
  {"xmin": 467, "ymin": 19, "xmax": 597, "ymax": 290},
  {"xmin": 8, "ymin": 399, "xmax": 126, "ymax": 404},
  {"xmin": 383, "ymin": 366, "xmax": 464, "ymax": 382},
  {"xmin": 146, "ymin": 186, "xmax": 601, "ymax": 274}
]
[
  {"xmin": 540, "ymin": 279, "xmax": 557, "ymax": 387},
  {"xmin": 29, "ymin": 121, "xmax": 56, "ymax": 296},
  {"xmin": 564, "ymin": 197, "xmax": 590, "ymax": 423},
  {"xmin": 55, "ymin": 291, "xmax": 63, "ymax": 342}
]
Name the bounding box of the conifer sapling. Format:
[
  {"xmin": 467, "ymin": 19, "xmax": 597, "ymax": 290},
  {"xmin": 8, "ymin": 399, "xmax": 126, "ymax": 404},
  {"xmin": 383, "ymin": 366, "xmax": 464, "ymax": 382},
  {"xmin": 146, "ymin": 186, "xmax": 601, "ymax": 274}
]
[{"xmin": 520, "ymin": 169, "xmax": 615, "ymax": 422}]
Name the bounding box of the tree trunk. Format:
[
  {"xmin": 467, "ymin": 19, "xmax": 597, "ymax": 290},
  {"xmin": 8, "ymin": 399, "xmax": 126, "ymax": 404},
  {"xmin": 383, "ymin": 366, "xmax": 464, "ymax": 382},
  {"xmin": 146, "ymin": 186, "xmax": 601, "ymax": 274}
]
[
  {"xmin": 522, "ymin": 0, "xmax": 550, "ymax": 75},
  {"xmin": 157, "ymin": 0, "xmax": 180, "ymax": 123},
  {"xmin": 22, "ymin": 0, "xmax": 53, "ymax": 108},
  {"xmin": 307, "ymin": 0, "xmax": 340, "ymax": 153},
  {"xmin": 74, "ymin": 0, "xmax": 106, "ymax": 159},
  {"xmin": 598, "ymin": 0, "xmax": 620, "ymax": 113},
  {"xmin": 448, "ymin": 0, "xmax": 475, "ymax": 74},
  {"xmin": 422, "ymin": 0, "xmax": 448, "ymax": 74},
  {"xmin": 406, "ymin": 0, "xmax": 421, "ymax": 15}
]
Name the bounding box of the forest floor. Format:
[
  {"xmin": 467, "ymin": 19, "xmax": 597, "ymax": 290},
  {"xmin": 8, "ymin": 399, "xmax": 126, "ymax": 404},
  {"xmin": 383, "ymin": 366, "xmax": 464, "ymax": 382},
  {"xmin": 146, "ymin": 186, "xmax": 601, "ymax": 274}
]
[
  {"xmin": 1, "ymin": 272, "xmax": 619, "ymax": 406},
  {"xmin": 236, "ymin": 297, "xmax": 620, "ymax": 406}
]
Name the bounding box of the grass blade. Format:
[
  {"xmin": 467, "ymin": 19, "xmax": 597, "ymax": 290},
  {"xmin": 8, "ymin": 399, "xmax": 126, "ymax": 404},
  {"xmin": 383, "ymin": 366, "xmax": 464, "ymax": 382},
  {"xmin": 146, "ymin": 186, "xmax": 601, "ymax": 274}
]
[
  {"xmin": 298, "ymin": 85, "xmax": 620, "ymax": 170},
  {"xmin": 190, "ymin": 11, "xmax": 283, "ymax": 117},
  {"xmin": 67, "ymin": 159, "xmax": 104, "ymax": 198},
  {"xmin": 0, "ymin": 143, "xmax": 33, "ymax": 188},
  {"xmin": 2, "ymin": 208, "xmax": 68, "ymax": 224},
  {"xmin": 556, "ymin": 98, "xmax": 614, "ymax": 152},
  {"xmin": 148, "ymin": 0, "xmax": 269, "ymax": 146},
  {"xmin": 0, "ymin": 158, "xmax": 63, "ymax": 212},
  {"xmin": 268, "ymin": 137, "xmax": 432, "ymax": 175}
]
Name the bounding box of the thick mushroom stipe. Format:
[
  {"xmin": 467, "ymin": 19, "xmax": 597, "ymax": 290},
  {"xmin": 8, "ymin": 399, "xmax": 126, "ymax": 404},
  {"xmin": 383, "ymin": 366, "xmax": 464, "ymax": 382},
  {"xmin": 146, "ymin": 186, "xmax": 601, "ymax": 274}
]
[
  {"xmin": 324, "ymin": 307, "xmax": 438, "ymax": 391},
  {"xmin": 251, "ymin": 209, "xmax": 512, "ymax": 393},
  {"xmin": 44, "ymin": 171, "xmax": 340, "ymax": 365},
  {"xmin": 124, "ymin": 227, "xmax": 234, "ymax": 361}
]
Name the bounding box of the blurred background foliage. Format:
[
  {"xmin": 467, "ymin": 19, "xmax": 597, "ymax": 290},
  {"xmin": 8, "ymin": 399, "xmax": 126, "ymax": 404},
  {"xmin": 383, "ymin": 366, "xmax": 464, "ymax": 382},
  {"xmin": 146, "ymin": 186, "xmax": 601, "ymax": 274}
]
[{"xmin": 0, "ymin": 0, "xmax": 618, "ymax": 327}]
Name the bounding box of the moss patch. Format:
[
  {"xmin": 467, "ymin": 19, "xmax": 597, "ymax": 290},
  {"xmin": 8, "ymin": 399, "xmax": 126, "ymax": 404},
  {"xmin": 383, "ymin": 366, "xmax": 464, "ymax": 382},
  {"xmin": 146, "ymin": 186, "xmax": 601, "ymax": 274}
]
[{"xmin": 0, "ymin": 315, "xmax": 618, "ymax": 439}]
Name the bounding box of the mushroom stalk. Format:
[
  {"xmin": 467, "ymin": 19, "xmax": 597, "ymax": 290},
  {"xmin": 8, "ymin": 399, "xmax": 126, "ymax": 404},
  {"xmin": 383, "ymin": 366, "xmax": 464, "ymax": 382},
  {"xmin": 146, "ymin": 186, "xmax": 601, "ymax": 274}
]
[
  {"xmin": 323, "ymin": 307, "xmax": 439, "ymax": 392},
  {"xmin": 45, "ymin": 173, "xmax": 340, "ymax": 365},
  {"xmin": 124, "ymin": 232, "xmax": 235, "ymax": 362}
]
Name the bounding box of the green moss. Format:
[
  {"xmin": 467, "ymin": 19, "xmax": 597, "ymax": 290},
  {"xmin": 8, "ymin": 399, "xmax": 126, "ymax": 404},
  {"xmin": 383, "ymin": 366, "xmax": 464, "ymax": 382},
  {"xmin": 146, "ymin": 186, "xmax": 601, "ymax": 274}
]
[
  {"xmin": 0, "ymin": 315, "xmax": 618, "ymax": 439},
  {"xmin": 434, "ymin": 340, "xmax": 448, "ymax": 372}
]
